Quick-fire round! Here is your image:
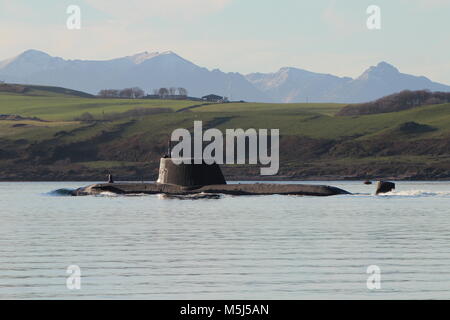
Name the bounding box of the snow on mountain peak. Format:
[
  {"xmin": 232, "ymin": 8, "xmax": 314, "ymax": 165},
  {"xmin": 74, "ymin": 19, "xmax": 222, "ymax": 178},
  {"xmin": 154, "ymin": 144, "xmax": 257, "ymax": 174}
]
[
  {"xmin": 127, "ymin": 50, "xmax": 180, "ymax": 64},
  {"xmin": 127, "ymin": 51, "xmax": 161, "ymax": 64},
  {"xmin": 374, "ymin": 61, "xmax": 399, "ymax": 72}
]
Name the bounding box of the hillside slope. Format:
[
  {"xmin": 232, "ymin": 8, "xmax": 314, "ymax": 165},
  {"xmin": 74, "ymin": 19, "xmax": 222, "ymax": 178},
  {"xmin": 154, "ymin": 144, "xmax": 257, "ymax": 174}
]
[
  {"xmin": 337, "ymin": 90, "xmax": 450, "ymax": 116},
  {"xmin": 0, "ymin": 83, "xmax": 94, "ymax": 98},
  {"xmin": 0, "ymin": 88, "xmax": 449, "ymax": 181}
]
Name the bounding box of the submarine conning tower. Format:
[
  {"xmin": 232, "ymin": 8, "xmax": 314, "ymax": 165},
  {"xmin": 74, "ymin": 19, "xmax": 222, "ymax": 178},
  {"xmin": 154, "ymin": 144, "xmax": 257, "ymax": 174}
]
[{"xmin": 156, "ymin": 157, "xmax": 227, "ymax": 187}]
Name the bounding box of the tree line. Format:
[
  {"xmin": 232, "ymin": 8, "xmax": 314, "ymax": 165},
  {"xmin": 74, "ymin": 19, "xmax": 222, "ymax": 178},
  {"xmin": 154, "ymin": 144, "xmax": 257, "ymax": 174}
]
[
  {"xmin": 97, "ymin": 87, "xmax": 188, "ymax": 99},
  {"xmin": 338, "ymin": 90, "xmax": 450, "ymax": 116}
]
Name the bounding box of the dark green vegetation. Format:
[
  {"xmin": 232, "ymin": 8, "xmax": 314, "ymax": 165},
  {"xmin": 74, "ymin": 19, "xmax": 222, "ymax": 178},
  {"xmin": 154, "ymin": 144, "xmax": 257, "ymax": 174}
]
[
  {"xmin": 0, "ymin": 83, "xmax": 94, "ymax": 98},
  {"xmin": 0, "ymin": 86, "xmax": 449, "ymax": 180},
  {"xmin": 338, "ymin": 90, "xmax": 450, "ymax": 116}
]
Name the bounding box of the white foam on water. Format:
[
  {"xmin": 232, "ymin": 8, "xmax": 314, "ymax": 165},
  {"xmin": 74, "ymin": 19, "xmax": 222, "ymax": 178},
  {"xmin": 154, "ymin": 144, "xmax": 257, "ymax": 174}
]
[
  {"xmin": 378, "ymin": 190, "xmax": 450, "ymax": 197},
  {"xmin": 97, "ymin": 191, "xmax": 119, "ymax": 197}
]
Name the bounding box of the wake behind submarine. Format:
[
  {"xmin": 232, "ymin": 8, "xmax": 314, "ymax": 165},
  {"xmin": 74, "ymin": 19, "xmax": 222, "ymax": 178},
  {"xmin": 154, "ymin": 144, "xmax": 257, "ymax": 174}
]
[{"xmin": 72, "ymin": 155, "xmax": 351, "ymax": 197}]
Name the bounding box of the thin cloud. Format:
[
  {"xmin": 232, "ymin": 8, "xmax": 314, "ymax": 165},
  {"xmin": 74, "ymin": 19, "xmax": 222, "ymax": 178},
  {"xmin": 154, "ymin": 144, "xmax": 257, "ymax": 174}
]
[
  {"xmin": 405, "ymin": 0, "xmax": 450, "ymax": 8},
  {"xmin": 321, "ymin": 0, "xmax": 360, "ymax": 35},
  {"xmin": 84, "ymin": 0, "xmax": 232, "ymax": 21}
]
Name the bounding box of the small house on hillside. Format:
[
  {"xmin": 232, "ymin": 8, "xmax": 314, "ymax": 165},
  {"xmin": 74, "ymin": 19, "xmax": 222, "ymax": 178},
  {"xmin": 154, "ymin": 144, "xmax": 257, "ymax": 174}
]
[{"xmin": 202, "ymin": 94, "xmax": 226, "ymax": 102}]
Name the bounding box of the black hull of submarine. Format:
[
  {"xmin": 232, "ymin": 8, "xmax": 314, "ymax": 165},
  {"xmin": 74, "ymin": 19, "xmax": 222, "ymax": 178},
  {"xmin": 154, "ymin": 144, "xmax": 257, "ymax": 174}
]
[
  {"xmin": 72, "ymin": 183, "xmax": 350, "ymax": 197},
  {"xmin": 72, "ymin": 157, "xmax": 350, "ymax": 196}
]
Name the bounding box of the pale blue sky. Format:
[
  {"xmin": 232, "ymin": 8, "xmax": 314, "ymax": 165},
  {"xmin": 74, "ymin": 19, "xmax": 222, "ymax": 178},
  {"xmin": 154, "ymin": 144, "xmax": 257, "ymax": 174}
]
[{"xmin": 1, "ymin": 0, "xmax": 449, "ymax": 83}]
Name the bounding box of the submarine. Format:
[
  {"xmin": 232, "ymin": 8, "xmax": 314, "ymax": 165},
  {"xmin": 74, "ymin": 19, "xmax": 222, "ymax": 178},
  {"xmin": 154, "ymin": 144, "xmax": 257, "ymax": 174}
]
[{"xmin": 71, "ymin": 155, "xmax": 351, "ymax": 197}]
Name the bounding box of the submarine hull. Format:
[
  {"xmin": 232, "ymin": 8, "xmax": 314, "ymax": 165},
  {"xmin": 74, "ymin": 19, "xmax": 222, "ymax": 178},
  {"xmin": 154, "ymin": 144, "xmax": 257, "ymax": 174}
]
[
  {"xmin": 72, "ymin": 157, "xmax": 350, "ymax": 196},
  {"xmin": 72, "ymin": 183, "xmax": 350, "ymax": 197}
]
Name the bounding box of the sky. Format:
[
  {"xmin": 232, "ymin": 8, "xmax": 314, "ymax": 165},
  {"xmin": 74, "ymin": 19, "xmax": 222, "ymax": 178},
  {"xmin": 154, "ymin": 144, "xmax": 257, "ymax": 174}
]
[{"xmin": 0, "ymin": 0, "xmax": 449, "ymax": 83}]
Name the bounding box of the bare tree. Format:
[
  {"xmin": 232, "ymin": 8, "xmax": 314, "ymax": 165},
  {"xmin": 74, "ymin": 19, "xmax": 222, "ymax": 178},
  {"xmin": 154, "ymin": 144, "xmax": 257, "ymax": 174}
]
[
  {"xmin": 177, "ymin": 87, "xmax": 188, "ymax": 97},
  {"xmin": 119, "ymin": 88, "xmax": 134, "ymax": 98},
  {"xmin": 98, "ymin": 89, "xmax": 120, "ymax": 98},
  {"xmin": 158, "ymin": 87, "xmax": 169, "ymax": 98},
  {"xmin": 132, "ymin": 87, "xmax": 145, "ymax": 98},
  {"xmin": 169, "ymin": 87, "xmax": 177, "ymax": 96}
]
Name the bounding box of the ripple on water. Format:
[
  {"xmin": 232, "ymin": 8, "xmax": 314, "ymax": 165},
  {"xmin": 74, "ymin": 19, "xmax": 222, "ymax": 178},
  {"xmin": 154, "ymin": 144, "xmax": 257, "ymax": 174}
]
[{"xmin": 1, "ymin": 181, "xmax": 450, "ymax": 299}]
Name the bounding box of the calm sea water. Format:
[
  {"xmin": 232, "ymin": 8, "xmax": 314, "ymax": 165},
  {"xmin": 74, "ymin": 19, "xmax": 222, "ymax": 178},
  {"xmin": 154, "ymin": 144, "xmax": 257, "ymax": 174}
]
[{"xmin": 1, "ymin": 181, "xmax": 449, "ymax": 299}]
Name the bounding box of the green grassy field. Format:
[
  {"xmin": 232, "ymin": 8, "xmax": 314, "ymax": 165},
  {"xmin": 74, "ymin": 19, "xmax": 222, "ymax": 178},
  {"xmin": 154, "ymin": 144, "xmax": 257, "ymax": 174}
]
[
  {"xmin": 2, "ymin": 87, "xmax": 449, "ymax": 139},
  {"xmin": 0, "ymin": 86, "xmax": 449, "ymax": 180},
  {"xmin": 0, "ymin": 94, "xmax": 200, "ymax": 120}
]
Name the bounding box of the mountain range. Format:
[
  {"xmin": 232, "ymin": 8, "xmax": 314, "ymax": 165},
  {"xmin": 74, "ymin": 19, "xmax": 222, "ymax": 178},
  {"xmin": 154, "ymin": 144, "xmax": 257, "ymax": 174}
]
[{"xmin": 1, "ymin": 49, "xmax": 449, "ymax": 103}]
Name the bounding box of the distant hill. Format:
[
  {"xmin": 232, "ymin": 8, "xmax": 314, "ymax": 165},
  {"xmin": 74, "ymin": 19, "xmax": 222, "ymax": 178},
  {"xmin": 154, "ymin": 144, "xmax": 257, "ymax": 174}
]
[
  {"xmin": 337, "ymin": 90, "xmax": 450, "ymax": 116},
  {"xmin": 246, "ymin": 62, "xmax": 450, "ymax": 103},
  {"xmin": 0, "ymin": 82, "xmax": 94, "ymax": 98},
  {"xmin": 1, "ymin": 50, "xmax": 449, "ymax": 103},
  {"xmin": 246, "ymin": 68, "xmax": 351, "ymax": 103},
  {"xmin": 0, "ymin": 49, "xmax": 268, "ymax": 102}
]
